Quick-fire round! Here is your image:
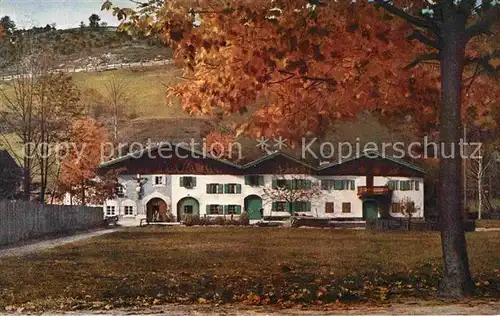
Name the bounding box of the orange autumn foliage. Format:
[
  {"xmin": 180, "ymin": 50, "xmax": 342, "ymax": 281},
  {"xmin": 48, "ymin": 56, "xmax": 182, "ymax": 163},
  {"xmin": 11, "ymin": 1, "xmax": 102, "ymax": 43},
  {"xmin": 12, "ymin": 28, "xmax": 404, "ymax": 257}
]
[
  {"xmin": 106, "ymin": 0, "xmax": 498, "ymax": 140},
  {"xmin": 205, "ymin": 130, "xmax": 238, "ymax": 159},
  {"xmin": 59, "ymin": 119, "xmax": 112, "ymax": 205}
]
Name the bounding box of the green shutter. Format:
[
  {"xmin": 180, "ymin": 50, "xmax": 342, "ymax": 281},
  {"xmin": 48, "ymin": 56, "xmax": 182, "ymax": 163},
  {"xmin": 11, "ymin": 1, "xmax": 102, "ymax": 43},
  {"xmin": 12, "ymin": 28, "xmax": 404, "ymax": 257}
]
[
  {"xmin": 206, "ymin": 205, "xmax": 210, "ymax": 214},
  {"xmin": 306, "ymin": 180, "xmax": 312, "ymax": 189},
  {"xmin": 415, "ymin": 181, "xmax": 420, "ymax": 191},
  {"xmin": 272, "ymin": 202, "xmax": 277, "ymax": 211},
  {"xmin": 218, "ymin": 184, "xmax": 223, "ymax": 194},
  {"xmin": 334, "ymin": 180, "xmax": 342, "ymax": 190},
  {"xmin": 192, "ymin": 177, "xmax": 197, "ymax": 187},
  {"xmin": 401, "ymin": 181, "xmax": 408, "ymax": 191},
  {"xmin": 259, "ymin": 176, "xmax": 264, "ymax": 186},
  {"xmin": 236, "ymin": 184, "xmax": 242, "ymax": 193},
  {"xmin": 224, "ymin": 205, "xmax": 228, "ymax": 213},
  {"xmin": 272, "ymin": 180, "xmax": 277, "ymax": 189},
  {"xmin": 206, "ymin": 184, "xmax": 210, "ymax": 193},
  {"xmin": 350, "ymin": 180, "xmax": 355, "ymax": 190},
  {"xmin": 236, "ymin": 205, "xmax": 241, "ymax": 214},
  {"xmin": 180, "ymin": 177, "xmax": 184, "ymax": 187},
  {"xmin": 286, "ymin": 202, "xmax": 292, "ymax": 213},
  {"xmin": 224, "ymin": 184, "xmax": 229, "ymax": 193},
  {"xmin": 291, "ymin": 180, "xmax": 297, "ymax": 190},
  {"xmin": 244, "ymin": 176, "xmax": 249, "ymax": 185},
  {"xmin": 306, "ymin": 201, "xmax": 312, "ymax": 211}
]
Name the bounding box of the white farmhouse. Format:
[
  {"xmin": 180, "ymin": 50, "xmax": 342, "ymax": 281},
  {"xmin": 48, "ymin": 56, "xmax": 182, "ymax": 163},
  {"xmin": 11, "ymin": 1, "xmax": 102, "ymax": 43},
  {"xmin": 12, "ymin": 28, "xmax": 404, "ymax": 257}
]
[{"xmin": 98, "ymin": 144, "xmax": 425, "ymax": 225}]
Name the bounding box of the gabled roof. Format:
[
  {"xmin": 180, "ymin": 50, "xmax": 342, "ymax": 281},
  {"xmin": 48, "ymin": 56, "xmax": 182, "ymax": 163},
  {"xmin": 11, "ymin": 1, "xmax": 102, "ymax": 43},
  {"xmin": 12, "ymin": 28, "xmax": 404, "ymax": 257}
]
[
  {"xmin": 0, "ymin": 150, "xmax": 21, "ymax": 170},
  {"xmin": 99, "ymin": 145, "xmax": 425, "ymax": 175},
  {"xmin": 99, "ymin": 142, "xmax": 242, "ymax": 170},
  {"xmin": 317, "ymin": 150, "xmax": 426, "ymax": 174},
  {"xmin": 241, "ymin": 151, "xmax": 315, "ymax": 170}
]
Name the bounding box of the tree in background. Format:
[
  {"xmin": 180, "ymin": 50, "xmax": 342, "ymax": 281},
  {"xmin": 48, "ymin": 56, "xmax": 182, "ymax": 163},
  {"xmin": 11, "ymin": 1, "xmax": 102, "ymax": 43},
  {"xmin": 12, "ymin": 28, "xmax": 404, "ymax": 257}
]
[
  {"xmin": 400, "ymin": 196, "xmax": 421, "ymax": 231},
  {"xmin": 262, "ymin": 177, "xmax": 323, "ymax": 217},
  {"xmin": 104, "ymin": 74, "xmax": 129, "ymax": 146},
  {"xmin": 0, "ymin": 42, "xmax": 54, "ymax": 200},
  {"xmin": 466, "ymin": 143, "xmax": 499, "ymax": 219},
  {"xmin": 0, "ymin": 16, "xmax": 15, "ymax": 36},
  {"xmin": 34, "ymin": 73, "xmax": 83, "ymax": 203},
  {"xmin": 89, "ymin": 14, "xmax": 101, "ymax": 29},
  {"xmin": 105, "ymin": 0, "xmax": 499, "ymax": 297},
  {"xmin": 59, "ymin": 119, "xmax": 111, "ymax": 206}
]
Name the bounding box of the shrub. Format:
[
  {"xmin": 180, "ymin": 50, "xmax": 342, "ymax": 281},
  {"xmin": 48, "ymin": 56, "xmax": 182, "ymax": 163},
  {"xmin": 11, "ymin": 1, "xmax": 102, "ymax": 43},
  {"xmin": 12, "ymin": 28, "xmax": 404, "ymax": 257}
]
[
  {"xmin": 183, "ymin": 214, "xmax": 201, "ymax": 226},
  {"xmin": 213, "ymin": 216, "xmax": 226, "ymax": 226},
  {"xmin": 240, "ymin": 213, "xmax": 250, "ymax": 226},
  {"xmin": 165, "ymin": 212, "xmax": 175, "ymax": 223}
]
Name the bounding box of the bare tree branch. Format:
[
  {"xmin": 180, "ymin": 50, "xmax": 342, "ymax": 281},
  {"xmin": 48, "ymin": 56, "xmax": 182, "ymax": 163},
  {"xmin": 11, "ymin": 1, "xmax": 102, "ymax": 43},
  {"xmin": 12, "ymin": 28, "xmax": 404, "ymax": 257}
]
[
  {"xmin": 405, "ymin": 53, "xmax": 440, "ymax": 69},
  {"xmin": 465, "ymin": 6, "xmax": 499, "ymax": 40},
  {"xmin": 373, "ymin": 0, "xmax": 439, "ymax": 33},
  {"xmin": 407, "ymin": 31, "xmax": 441, "ymax": 50}
]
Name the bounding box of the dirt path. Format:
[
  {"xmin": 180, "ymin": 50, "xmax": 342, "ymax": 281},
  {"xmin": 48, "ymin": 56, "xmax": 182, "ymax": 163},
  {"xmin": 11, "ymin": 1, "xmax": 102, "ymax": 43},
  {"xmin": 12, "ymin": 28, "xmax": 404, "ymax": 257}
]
[
  {"xmin": 21, "ymin": 300, "xmax": 499, "ymax": 315},
  {"xmin": 0, "ymin": 229, "xmax": 119, "ymax": 259}
]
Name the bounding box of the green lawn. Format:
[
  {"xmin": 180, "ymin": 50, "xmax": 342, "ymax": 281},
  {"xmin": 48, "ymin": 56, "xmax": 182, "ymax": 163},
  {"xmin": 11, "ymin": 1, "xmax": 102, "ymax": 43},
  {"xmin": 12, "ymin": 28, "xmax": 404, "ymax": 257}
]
[
  {"xmin": 0, "ymin": 228, "xmax": 499, "ymax": 311},
  {"xmin": 73, "ymin": 66, "xmax": 185, "ymax": 119}
]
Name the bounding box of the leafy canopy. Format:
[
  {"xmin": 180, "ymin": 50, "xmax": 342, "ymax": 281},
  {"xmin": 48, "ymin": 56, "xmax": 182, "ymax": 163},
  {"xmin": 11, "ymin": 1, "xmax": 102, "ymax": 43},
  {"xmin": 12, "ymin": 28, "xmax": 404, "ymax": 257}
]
[{"xmin": 103, "ymin": 0, "xmax": 499, "ymax": 139}]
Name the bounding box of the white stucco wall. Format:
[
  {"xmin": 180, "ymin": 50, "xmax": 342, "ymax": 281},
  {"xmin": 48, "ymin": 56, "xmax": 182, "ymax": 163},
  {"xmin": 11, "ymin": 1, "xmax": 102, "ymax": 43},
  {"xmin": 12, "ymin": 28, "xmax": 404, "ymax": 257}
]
[
  {"xmin": 315, "ymin": 176, "xmax": 365, "ymax": 218},
  {"xmin": 101, "ymin": 172, "xmax": 425, "ymax": 221},
  {"xmin": 374, "ymin": 176, "xmax": 424, "ymax": 218}
]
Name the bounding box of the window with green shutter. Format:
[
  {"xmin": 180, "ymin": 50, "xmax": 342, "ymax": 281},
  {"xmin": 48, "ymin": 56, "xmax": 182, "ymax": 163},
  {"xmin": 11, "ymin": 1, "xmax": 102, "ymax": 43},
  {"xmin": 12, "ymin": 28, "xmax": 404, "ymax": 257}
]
[
  {"xmin": 276, "ymin": 179, "xmax": 288, "ymax": 188},
  {"xmin": 223, "ymin": 183, "xmax": 240, "ymax": 194},
  {"xmin": 273, "ymin": 202, "xmax": 287, "ymax": 212},
  {"xmin": 207, "ymin": 183, "xmax": 218, "ymax": 194},
  {"xmin": 246, "ymin": 175, "xmax": 263, "ymax": 186},
  {"xmin": 225, "ymin": 205, "xmax": 242, "ymax": 215},
  {"xmin": 292, "ymin": 179, "xmax": 311, "ymax": 189},
  {"xmin": 387, "ymin": 180, "xmax": 399, "ymax": 190},
  {"xmin": 181, "ymin": 176, "xmax": 196, "ymax": 188},
  {"xmin": 217, "ymin": 184, "xmax": 223, "ymax": 193},
  {"xmin": 321, "ymin": 180, "xmax": 335, "ymax": 190},
  {"xmin": 293, "ymin": 201, "xmax": 311, "ymax": 212},
  {"xmin": 207, "ymin": 204, "xmax": 223, "ymax": 215},
  {"xmin": 334, "ymin": 180, "xmax": 343, "ymax": 190},
  {"xmin": 400, "ymin": 180, "xmax": 411, "ymax": 191}
]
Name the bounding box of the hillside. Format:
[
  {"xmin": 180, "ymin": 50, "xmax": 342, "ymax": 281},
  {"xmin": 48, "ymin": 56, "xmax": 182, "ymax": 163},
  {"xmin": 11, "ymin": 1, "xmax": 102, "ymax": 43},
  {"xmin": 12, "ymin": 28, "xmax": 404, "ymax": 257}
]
[{"xmin": 0, "ymin": 27, "xmax": 172, "ymax": 73}]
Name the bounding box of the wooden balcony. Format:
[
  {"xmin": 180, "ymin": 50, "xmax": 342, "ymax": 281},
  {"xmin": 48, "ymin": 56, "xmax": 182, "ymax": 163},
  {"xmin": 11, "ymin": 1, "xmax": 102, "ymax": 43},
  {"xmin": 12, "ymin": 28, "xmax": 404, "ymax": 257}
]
[{"xmin": 357, "ymin": 186, "xmax": 392, "ymax": 197}]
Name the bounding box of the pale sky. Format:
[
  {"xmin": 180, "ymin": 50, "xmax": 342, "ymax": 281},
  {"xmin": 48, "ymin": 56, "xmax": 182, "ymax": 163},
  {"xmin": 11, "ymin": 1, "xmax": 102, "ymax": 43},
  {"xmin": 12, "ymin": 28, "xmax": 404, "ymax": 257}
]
[{"xmin": 0, "ymin": 0, "xmax": 133, "ymax": 30}]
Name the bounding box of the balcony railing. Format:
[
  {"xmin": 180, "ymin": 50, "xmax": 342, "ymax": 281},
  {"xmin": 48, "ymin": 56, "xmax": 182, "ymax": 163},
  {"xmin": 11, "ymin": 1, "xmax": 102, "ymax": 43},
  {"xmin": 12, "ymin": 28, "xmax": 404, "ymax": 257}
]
[{"xmin": 357, "ymin": 186, "xmax": 392, "ymax": 196}]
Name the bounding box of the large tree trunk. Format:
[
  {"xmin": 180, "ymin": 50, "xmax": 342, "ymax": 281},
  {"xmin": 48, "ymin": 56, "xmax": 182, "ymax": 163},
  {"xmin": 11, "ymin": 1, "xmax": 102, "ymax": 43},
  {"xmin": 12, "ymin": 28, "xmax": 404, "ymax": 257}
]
[{"xmin": 438, "ymin": 12, "xmax": 474, "ymax": 298}]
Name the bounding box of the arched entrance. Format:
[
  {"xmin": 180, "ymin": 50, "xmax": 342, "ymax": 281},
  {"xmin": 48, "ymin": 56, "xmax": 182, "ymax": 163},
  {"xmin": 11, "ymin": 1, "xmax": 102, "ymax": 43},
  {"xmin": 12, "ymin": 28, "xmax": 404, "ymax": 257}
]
[
  {"xmin": 363, "ymin": 200, "xmax": 379, "ymax": 220},
  {"xmin": 177, "ymin": 197, "xmax": 200, "ymax": 220},
  {"xmin": 146, "ymin": 198, "xmax": 168, "ymax": 222},
  {"xmin": 244, "ymin": 195, "xmax": 263, "ymax": 220}
]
